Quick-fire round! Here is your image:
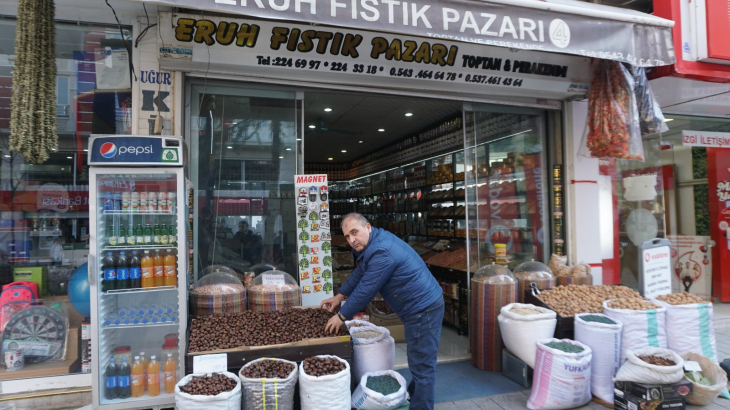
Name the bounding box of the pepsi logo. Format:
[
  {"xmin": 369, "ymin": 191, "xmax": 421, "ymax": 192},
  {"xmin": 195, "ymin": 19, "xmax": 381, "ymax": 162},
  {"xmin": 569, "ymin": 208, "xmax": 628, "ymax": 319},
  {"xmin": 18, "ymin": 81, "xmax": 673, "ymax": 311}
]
[{"xmin": 100, "ymin": 142, "xmax": 117, "ymax": 158}]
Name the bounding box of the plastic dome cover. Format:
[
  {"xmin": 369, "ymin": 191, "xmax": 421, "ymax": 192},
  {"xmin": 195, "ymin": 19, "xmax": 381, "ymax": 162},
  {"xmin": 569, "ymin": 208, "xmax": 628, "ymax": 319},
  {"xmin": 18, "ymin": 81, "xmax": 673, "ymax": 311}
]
[
  {"xmin": 473, "ymin": 263, "xmax": 515, "ymax": 283},
  {"xmin": 252, "ymin": 269, "xmax": 298, "ymax": 290},
  {"xmin": 513, "ymin": 260, "xmax": 554, "ymax": 280},
  {"xmin": 251, "ymin": 263, "xmax": 276, "ymax": 276},
  {"xmin": 194, "ymin": 266, "xmax": 244, "ymax": 293}
]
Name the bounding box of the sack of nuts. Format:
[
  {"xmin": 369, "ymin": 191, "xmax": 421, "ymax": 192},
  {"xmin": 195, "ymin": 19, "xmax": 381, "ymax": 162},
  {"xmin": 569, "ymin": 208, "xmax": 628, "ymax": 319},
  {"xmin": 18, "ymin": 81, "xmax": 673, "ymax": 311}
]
[
  {"xmin": 175, "ymin": 371, "xmax": 241, "ymax": 410},
  {"xmin": 614, "ymin": 347, "xmax": 684, "ymax": 384},
  {"xmin": 299, "ymin": 355, "xmax": 351, "ymax": 410},
  {"xmin": 239, "ymin": 358, "xmax": 298, "ymax": 410},
  {"xmin": 603, "ymin": 299, "xmax": 667, "ymax": 365}
]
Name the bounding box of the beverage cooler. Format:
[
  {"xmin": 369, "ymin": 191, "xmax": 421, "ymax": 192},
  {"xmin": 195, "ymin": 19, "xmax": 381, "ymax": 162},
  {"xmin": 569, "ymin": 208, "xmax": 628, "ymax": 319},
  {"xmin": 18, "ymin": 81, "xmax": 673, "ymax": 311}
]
[{"xmin": 88, "ymin": 135, "xmax": 189, "ymax": 409}]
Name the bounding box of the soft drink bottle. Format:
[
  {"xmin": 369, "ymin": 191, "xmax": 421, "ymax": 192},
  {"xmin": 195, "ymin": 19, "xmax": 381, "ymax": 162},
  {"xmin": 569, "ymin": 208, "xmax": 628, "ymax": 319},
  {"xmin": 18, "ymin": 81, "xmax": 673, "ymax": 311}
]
[
  {"xmin": 140, "ymin": 192, "xmax": 148, "ymax": 214},
  {"xmin": 131, "ymin": 356, "xmax": 144, "ymax": 397},
  {"xmin": 122, "ymin": 192, "xmax": 131, "ymax": 214},
  {"xmin": 141, "ymin": 250, "xmax": 154, "ymax": 288},
  {"xmin": 150, "ymin": 305, "xmax": 164, "ymax": 315},
  {"xmin": 118, "ymin": 357, "xmax": 131, "ymax": 399},
  {"xmin": 107, "ymin": 226, "xmax": 117, "ymax": 247},
  {"xmin": 144, "ymin": 225, "xmax": 153, "ymax": 245},
  {"xmin": 163, "ymin": 250, "xmax": 177, "ymax": 287},
  {"xmin": 153, "ymin": 250, "xmax": 164, "ymax": 287},
  {"xmin": 154, "ymin": 225, "xmax": 161, "ymax": 245},
  {"xmin": 127, "ymin": 226, "xmax": 136, "ymax": 246},
  {"xmin": 171, "ymin": 225, "xmax": 177, "ymax": 246},
  {"xmin": 135, "ymin": 224, "xmax": 144, "ymax": 245},
  {"xmin": 131, "ymin": 192, "xmax": 140, "ymax": 213},
  {"xmin": 147, "ymin": 355, "xmax": 160, "ymax": 397},
  {"xmin": 104, "ymin": 192, "xmax": 113, "ymax": 211},
  {"xmin": 159, "ymin": 192, "xmax": 168, "ymax": 212},
  {"xmin": 140, "ymin": 352, "xmax": 148, "ymax": 391},
  {"xmin": 148, "ymin": 191, "xmax": 158, "ymax": 212},
  {"xmin": 113, "ymin": 192, "xmax": 122, "ymax": 211},
  {"xmin": 164, "ymin": 353, "xmax": 177, "ymax": 394},
  {"xmin": 102, "ymin": 314, "xmax": 117, "ymax": 327},
  {"xmin": 118, "ymin": 226, "xmax": 126, "ymax": 246},
  {"xmin": 129, "ymin": 251, "xmax": 141, "ymax": 289},
  {"xmin": 116, "ymin": 251, "xmax": 130, "ymax": 290},
  {"xmin": 160, "ymin": 225, "xmax": 169, "ymax": 245},
  {"xmin": 168, "ymin": 192, "xmax": 177, "ymax": 213},
  {"xmin": 150, "ymin": 315, "xmax": 161, "ymax": 324},
  {"xmin": 105, "ymin": 358, "xmax": 119, "ymax": 399},
  {"xmin": 102, "ymin": 251, "xmax": 117, "ymax": 292}
]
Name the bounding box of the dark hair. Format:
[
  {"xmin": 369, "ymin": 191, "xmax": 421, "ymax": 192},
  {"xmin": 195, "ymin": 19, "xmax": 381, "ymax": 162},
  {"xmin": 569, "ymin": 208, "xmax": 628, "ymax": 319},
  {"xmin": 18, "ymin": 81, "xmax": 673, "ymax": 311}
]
[{"xmin": 342, "ymin": 212, "xmax": 369, "ymax": 227}]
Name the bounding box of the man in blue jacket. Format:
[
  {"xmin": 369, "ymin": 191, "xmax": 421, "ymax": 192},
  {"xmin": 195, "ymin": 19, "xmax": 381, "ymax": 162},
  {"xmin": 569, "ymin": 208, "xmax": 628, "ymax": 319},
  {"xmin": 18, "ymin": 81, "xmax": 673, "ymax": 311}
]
[{"xmin": 322, "ymin": 213, "xmax": 444, "ymax": 410}]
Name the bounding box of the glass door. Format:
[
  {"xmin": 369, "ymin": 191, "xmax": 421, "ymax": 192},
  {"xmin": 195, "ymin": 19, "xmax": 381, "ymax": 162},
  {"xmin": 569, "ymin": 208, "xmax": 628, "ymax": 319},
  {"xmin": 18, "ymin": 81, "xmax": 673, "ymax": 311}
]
[{"xmin": 186, "ymin": 82, "xmax": 302, "ymax": 282}]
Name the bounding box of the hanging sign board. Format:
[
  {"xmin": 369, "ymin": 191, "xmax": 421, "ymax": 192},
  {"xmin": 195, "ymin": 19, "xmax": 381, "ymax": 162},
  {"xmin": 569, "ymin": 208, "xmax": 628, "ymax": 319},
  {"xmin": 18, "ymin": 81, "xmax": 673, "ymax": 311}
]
[
  {"xmin": 157, "ymin": 12, "xmax": 591, "ymax": 100},
  {"xmin": 638, "ymin": 238, "xmax": 673, "ymax": 299},
  {"xmin": 295, "ymin": 174, "xmax": 333, "ymax": 306},
  {"xmin": 682, "ymin": 130, "xmax": 730, "ymax": 149}
]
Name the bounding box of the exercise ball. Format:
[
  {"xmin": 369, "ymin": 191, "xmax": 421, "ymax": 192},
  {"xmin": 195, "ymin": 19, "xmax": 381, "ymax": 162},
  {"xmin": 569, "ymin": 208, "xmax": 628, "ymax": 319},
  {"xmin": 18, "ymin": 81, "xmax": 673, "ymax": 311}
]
[{"xmin": 68, "ymin": 263, "xmax": 90, "ymax": 318}]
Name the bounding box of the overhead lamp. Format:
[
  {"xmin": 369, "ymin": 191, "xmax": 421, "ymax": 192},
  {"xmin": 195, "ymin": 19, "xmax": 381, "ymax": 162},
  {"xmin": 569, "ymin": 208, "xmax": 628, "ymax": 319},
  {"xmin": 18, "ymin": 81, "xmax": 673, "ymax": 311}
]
[
  {"xmin": 324, "ymin": 108, "xmax": 332, "ymax": 112},
  {"xmin": 664, "ymin": 118, "xmax": 674, "ymax": 122},
  {"xmin": 359, "ymin": 141, "xmax": 363, "ymax": 143},
  {"xmin": 328, "ymin": 157, "xmax": 333, "ymax": 160},
  {"xmin": 309, "ymin": 125, "xmax": 316, "ymax": 129},
  {"xmin": 405, "ymin": 113, "xmax": 413, "ymax": 117},
  {"xmin": 67, "ymin": 156, "xmax": 72, "ymax": 159},
  {"xmin": 83, "ymin": 149, "xmax": 88, "ymax": 152},
  {"xmin": 4, "ymin": 155, "xmax": 10, "ymax": 158},
  {"xmin": 286, "ymin": 148, "xmax": 292, "ymax": 151},
  {"xmin": 296, "ymin": 138, "xmax": 302, "ymax": 141},
  {"xmin": 341, "ymin": 150, "xmax": 347, "ymax": 153},
  {"xmin": 279, "ymin": 156, "xmax": 284, "ymax": 159},
  {"xmin": 227, "ymin": 146, "xmax": 233, "ymax": 149},
  {"xmin": 52, "ymin": 148, "xmax": 57, "ymax": 151},
  {"xmin": 378, "ymin": 129, "xmax": 385, "ymax": 132}
]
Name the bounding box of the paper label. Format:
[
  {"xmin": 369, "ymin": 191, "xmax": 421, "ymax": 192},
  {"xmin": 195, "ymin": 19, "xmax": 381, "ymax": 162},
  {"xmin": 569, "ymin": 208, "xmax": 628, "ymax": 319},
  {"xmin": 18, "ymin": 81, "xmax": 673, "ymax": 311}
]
[
  {"xmin": 684, "ymin": 360, "xmax": 702, "ymax": 372},
  {"xmin": 193, "ymin": 354, "xmax": 227, "ymax": 374},
  {"xmin": 262, "ymin": 274, "xmax": 285, "ymax": 286}
]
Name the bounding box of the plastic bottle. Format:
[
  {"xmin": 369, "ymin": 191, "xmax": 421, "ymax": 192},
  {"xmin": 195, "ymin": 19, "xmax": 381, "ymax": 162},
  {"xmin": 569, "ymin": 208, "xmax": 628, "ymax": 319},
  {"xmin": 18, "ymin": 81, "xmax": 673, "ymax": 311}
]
[
  {"xmin": 102, "ymin": 251, "xmax": 117, "ymax": 292},
  {"xmin": 147, "ymin": 355, "xmax": 160, "ymax": 397},
  {"xmin": 107, "ymin": 225, "xmax": 117, "ymax": 247},
  {"xmin": 164, "ymin": 353, "xmax": 177, "ymax": 394},
  {"xmin": 113, "ymin": 192, "xmax": 122, "ymax": 211},
  {"xmin": 160, "ymin": 224, "xmax": 169, "ymax": 245},
  {"xmin": 104, "ymin": 191, "xmax": 113, "ymax": 211},
  {"xmin": 153, "ymin": 250, "xmax": 164, "ymax": 287},
  {"xmin": 144, "ymin": 224, "xmax": 153, "ymax": 245},
  {"xmin": 135, "ymin": 224, "xmax": 144, "ymax": 245},
  {"xmin": 127, "ymin": 225, "xmax": 136, "ymax": 246},
  {"xmin": 118, "ymin": 307, "xmax": 130, "ymax": 317},
  {"xmin": 118, "ymin": 357, "xmax": 131, "ymax": 399},
  {"xmin": 171, "ymin": 225, "xmax": 178, "ymax": 246},
  {"xmin": 149, "ymin": 315, "xmax": 161, "ymax": 324},
  {"xmin": 118, "ymin": 226, "xmax": 126, "ymax": 246},
  {"xmin": 140, "ymin": 352, "xmax": 148, "ymax": 391},
  {"xmin": 154, "ymin": 224, "xmax": 161, "ymax": 245},
  {"xmin": 105, "ymin": 358, "xmax": 119, "ymax": 399},
  {"xmin": 163, "ymin": 250, "xmax": 177, "ymax": 287},
  {"xmin": 141, "ymin": 250, "xmax": 154, "ymax": 288},
  {"xmin": 129, "ymin": 251, "xmax": 141, "ymax": 289},
  {"xmin": 116, "ymin": 252, "xmax": 129, "ymax": 290},
  {"xmin": 102, "ymin": 315, "xmax": 117, "ymax": 327},
  {"xmin": 149, "ymin": 305, "xmax": 164, "ymax": 315},
  {"xmin": 131, "ymin": 356, "xmax": 144, "ymax": 397}
]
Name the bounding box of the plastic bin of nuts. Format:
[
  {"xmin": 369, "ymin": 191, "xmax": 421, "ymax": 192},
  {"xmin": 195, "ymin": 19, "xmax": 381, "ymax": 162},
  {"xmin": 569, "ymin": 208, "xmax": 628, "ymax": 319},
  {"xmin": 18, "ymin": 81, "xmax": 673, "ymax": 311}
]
[
  {"xmin": 513, "ymin": 260, "xmax": 555, "ymax": 303},
  {"xmin": 190, "ymin": 267, "xmax": 247, "ymax": 316},
  {"xmin": 247, "ymin": 270, "xmax": 301, "ymax": 312}
]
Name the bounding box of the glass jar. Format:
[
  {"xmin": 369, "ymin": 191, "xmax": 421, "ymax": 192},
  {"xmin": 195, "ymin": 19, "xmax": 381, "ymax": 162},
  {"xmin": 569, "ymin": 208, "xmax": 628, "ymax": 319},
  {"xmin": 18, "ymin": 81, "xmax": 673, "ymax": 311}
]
[{"xmin": 513, "ymin": 260, "xmax": 555, "ymax": 303}]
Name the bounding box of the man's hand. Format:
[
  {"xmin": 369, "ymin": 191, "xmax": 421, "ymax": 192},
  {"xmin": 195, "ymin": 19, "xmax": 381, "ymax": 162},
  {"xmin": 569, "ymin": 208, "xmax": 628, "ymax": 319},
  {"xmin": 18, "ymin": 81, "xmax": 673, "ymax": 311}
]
[
  {"xmin": 325, "ymin": 313, "xmax": 344, "ymax": 335},
  {"xmin": 320, "ymin": 294, "xmax": 345, "ymax": 312}
]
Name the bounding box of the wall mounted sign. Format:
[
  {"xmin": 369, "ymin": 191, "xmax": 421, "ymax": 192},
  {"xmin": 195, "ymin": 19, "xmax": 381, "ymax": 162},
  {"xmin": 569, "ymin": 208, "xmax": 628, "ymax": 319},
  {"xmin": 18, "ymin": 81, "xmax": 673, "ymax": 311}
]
[{"xmin": 682, "ymin": 130, "xmax": 730, "ymax": 149}]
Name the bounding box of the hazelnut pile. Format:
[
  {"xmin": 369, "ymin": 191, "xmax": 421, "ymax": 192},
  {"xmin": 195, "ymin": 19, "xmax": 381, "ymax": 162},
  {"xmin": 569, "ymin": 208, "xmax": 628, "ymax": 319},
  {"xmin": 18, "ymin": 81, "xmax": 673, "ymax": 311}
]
[
  {"xmin": 638, "ymin": 356, "xmax": 676, "ymax": 366},
  {"xmin": 302, "ymin": 357, "xmax": 346, "ymax": 377},
  {"xmin": 188, "ymin": 308, "xmax": 348, "ymax": 352},
  {"xmin": 371, "ymin": 300, "xmax": 395, "ymax": 316},
  {"xmin": 241, "ymin": 360, "xmax": 295, "ymax": 379},
  {"xmin": 180, "ymin": 373, "xmax": 237, "ymax": 396}
]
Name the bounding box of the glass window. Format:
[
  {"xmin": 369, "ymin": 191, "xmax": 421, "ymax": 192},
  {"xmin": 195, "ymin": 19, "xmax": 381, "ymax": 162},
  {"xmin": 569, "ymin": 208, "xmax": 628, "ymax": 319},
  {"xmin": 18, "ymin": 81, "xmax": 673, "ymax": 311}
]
[{"xmin": 0, "ymin": 20, "xmax": 132, "ymax": 380}]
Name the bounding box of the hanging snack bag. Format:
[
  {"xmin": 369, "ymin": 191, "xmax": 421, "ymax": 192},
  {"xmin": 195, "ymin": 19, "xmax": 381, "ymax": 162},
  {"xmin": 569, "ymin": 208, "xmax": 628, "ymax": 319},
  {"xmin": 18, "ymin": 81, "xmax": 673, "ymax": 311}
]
[{"xmin": 628, "ymin": 65, "xmax": 669, "ymax": 136}]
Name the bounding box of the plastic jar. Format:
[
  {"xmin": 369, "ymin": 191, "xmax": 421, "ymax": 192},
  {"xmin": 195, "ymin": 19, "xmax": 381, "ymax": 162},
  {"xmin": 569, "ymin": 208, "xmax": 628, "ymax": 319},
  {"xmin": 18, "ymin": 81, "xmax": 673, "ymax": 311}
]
[{"xmin": 112, "ymin": 346, "xmax": 132, "ymax": 364}]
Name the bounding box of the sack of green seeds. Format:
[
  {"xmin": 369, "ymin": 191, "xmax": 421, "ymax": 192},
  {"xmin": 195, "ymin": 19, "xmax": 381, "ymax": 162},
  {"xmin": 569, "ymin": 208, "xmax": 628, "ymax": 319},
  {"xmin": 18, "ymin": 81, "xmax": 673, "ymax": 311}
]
[
  {"xmin": 351, "ymin": 370, "xmax": 409, "ymax": 410},
  {"xmin": 527, "ymin": 339, "xmax": 593, "ymax": 410},
  {"xmin": 574, "ymin": 313, "xmax": 623, "ymax": 404}
]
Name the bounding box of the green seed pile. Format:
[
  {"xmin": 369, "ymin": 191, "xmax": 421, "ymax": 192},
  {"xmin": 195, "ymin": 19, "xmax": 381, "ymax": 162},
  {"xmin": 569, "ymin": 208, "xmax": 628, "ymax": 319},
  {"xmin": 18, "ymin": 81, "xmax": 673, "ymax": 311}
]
[
  {"xmin": 580, "ymin": 315, "xmax": 616, "ymax": 325},
  {"xmin": 544, "ymin": 341, "xmax": 584, "ymax": 353},
  {"xmin": 366, "ymin": 375, "xmax": 401, "ymax": 395}
]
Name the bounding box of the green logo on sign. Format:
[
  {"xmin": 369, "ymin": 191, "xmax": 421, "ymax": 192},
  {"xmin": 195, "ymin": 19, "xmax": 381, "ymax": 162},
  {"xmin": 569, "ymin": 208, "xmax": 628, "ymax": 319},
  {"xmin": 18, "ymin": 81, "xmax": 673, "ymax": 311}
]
[{"xmin": 162, "ymin": 149, "xmax": 178, "ymax": 162}]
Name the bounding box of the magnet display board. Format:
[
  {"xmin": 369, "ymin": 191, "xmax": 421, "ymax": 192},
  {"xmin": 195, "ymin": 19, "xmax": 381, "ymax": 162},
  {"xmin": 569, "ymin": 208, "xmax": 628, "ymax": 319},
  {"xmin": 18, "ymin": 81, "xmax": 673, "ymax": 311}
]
[
  {"xmin": 638, "ymin": 238, "xmax": 672, "ymax": 299},
  {"xmin": 294, "ymin": 174, "xmax": 332, "ymax": 306}
]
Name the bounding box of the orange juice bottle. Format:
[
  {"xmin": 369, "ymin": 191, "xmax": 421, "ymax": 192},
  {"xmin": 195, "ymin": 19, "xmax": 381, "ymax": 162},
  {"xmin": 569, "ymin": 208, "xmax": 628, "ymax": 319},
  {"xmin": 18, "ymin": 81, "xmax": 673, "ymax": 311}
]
[
  {"xmin": 139, "ymin": 352, "xmax": 148, "ymax": 391},
  {"xmin": 163, "ymin": 250, "xmax": 177, "ymax": 287},
  {"xmin": 141, "ymin": 251, "xmax": 154, "ymax": 288},
  {"xmin": 164, "ymin": 353, "xmax": 177, "ymax": 394},
  {"xmin": 131, "ymin": 356, "xmax": 144, "ymax": 397},
  {"xmin": 153, "ymin": 250, "xmax": 164, "ymax": 287},
  {"xmin": 147, "ymin": 355, "xmax": 160, "ymax": 397}
]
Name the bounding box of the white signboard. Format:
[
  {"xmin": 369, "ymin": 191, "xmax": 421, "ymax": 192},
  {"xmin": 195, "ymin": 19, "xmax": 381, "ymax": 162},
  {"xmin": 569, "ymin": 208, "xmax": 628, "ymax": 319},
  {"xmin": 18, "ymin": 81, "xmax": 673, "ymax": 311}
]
[
  {"xmin": 667, "ymin": 235, "xmax": 712, "ymax": 300},
  {"xmin": 192, "ymin": 354, "xmax": 227, "ymax": 374},
  {"xmin": 295, "ymin": 174, "xmax": 333, "ymax": 306},
  {"xmin": 640, "ymin": 243, "xmax": 673, "ymax": 299},
  {"xmin": 682, "ymin": 130, "xmax": 730, "ymax": 148}
]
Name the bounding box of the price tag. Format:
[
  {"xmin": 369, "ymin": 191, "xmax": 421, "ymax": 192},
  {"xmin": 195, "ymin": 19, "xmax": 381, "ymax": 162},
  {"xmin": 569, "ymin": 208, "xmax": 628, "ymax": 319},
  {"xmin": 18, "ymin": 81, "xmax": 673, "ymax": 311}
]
[
  {"xmin": 684, "ymin": 360, "xmax": 702, "ymax": 372},
  {"xmin": 193, "ymin": 354, "xmax": 227, "ymax": 374},
  {"xmin": 262, "ymin": 273, "xmax": 285, "ymax": 286}
]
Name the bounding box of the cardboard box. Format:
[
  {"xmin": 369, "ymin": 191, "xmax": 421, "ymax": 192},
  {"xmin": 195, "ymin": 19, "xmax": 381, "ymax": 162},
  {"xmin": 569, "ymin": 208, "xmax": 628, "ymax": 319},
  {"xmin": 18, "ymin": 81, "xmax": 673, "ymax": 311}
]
[
  {"xmin": 384, "ymin": 324, "xmax": 405, "ymax": 343},
  {"xmin": 13, "ymin": 266, "xmax": 48, "ymax": 295},
  {"xmin": 614, "ymin": 392, "xmax": 685, "ymax": 410},
  {"xmin": 614, "ymin": 380, "xmax": 693, "ymax": 401},
  {"xmin": 369, "ymin": 314, "xmax": 402, "ymax": 327}
]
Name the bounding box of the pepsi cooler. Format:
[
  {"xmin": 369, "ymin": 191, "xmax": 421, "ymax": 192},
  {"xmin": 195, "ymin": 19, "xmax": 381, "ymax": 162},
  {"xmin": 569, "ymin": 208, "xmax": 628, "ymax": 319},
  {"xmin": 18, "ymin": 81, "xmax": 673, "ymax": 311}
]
[{"xmin": 88, "ymin": 135, "xmax": 190, "ymax": 409}]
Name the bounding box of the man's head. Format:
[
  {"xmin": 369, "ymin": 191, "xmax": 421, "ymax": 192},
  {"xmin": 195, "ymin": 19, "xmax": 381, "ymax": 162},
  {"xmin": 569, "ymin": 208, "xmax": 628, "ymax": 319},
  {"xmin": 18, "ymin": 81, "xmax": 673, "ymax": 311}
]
[
  {"xmin": 239, "ymin": 220, "xmax": 249, "ymax": 232},
  {"xmin": 341, "ymin": 213, "xmax": 371, "ymax": 252}
]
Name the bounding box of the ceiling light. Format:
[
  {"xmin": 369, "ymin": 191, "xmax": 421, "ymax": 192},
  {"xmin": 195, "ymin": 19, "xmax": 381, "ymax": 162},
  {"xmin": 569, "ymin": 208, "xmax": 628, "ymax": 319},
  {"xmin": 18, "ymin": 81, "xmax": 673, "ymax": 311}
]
[
  {"xmin": 83, "ymin": 149, "xmax": 88, "ymax": 152},
  {"xmin": 286, "ymin": 148, "xmax": 292, "ymax": 151},
  {"xmin": 359, "ymin": 141, "xmax": 363, "ymax": 143},
  {"xmin": 664, "ymin": 118, "xmax": 674, "ymax": 122},
  {"xmin": 279, "ymin": 156, "xmax": 284, "ymax": 159},
  {"xmin": 296, "ymin": 138, "xmax": 302, "ymax": 141},
  {"xmin": 67, "ymin": 156, "xmax": 72, "ymax": 159},
  {"xmin": 378, "ymin": 128, "xmax": 385, "ymax": 132},
  {"xmin": 405, "ymin": 113, "xmax": 413, "ymax": 117},
  {"xmin": 3, "ymin": 155, "xmax": 10, "ymax": 158},
  {"xmin": 328, "ymin": 157, "xmax": 333, "ymax": 160},
  {"xmin": 324, "ymin": 108, "xmax": 332, "ymax": 112},
  {"xmin": 227, "ymin": 146, "xmax": 233, "ymax": 149},
  {"xmin": 341, "ymin": 150, "xmax": 347, "ymax": 153},
  {"xmin": 309, "ymin": 125, "xmax": 316, "ymax": 129},
  {"xmin": 61, "ymin": 168, "xmax": 64, "ymax": 170}
]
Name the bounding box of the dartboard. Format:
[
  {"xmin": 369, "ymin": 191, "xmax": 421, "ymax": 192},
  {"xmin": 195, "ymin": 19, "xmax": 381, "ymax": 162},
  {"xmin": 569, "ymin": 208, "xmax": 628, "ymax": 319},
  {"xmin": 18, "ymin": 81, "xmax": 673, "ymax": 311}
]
[{"xmin": 2, "ymin": 306, "xmax": 66, "ymax": 364}]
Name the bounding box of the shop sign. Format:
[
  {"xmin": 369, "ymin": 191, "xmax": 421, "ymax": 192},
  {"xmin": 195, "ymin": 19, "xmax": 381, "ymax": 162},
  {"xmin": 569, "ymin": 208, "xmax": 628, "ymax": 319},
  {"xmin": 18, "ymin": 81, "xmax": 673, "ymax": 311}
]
[
  {"xmin": 157, "ymin": 12, "xmax": 591, "ymax": 98},
  {"xmin": 638, "ymin": 238, "xmax": 672, "ymax": 299},
  {"xmin": 682, "ymin": 130, "xmax": 730, "ymax": 149},
  {"xmin": 295, "ymin": 174, "xmax": 332, "ymax": 306},
  {"xmin": 142, "ymin": 0, "xmax": 674, "ymax": 66},
  {"xmin": 667, "ymin": 235, "xmax": 712, "ymax": 300}
]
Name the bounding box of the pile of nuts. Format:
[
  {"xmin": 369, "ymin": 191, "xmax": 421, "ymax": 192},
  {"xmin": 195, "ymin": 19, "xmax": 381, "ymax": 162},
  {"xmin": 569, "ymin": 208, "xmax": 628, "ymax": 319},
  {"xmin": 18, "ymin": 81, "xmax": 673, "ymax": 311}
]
[
  {"xmin": 241, "ymin": 360, "xmax": 295, "ymax": 379},
  {"xmin": 180, "ymin": 373, "xmax": 237, "ymax": 396},
  {"xmin": 638, "ymin": 356, "xmax": 676, "ymax": 366},
  {"xmin": 537, "ymin": 285, "xmax": 646, "ymax": 317},
  {"xmin": 655, "ymin": 292, "xmax": 707, "ymax": 305},
  {"xmin": 370, "ymin": 300, "xmax": 395, "ymax": 316},
  {"xmin": 193, "ymin": 284, "xmax": 245, "ymax": 294},
  {"xmin": 302, "ymin": 357, "xmax": 346, "ymax": 377},
  {"xmin": 188, "ymin": 308, "xmax": 348, "ymax": 352},
  {"xmin": 607, "ymin": 299, "xmax": 660, "ymax": 311}
]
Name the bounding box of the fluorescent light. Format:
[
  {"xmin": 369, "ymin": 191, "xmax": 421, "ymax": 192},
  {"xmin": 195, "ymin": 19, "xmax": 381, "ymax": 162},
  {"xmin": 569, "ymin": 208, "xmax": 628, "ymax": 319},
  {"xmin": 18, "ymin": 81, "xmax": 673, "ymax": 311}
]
[
  {"xmin": 3, "ymin": 155, "xmax": 10, "ymax": 158},
  {"xmin": 61, "ymin": 168, "xmax": 64, "ymax": 170},
  {"xmin": 359, "ymin": 141, "xmax": 363, "ymax": 143},
  {"xmin": 405, "ymin": 113, "xmax": 413, "ymax": 117},
  {"xmin": 83, "ymin": 149, "xmax": 88, "ymax": 152},
  {"xmin": 286, "ymin": 148, "xmax": 292, "ymax": 151},
  {"xmin": 664, "ymin": 118, "xmax": 674, "ymax": 122},
  {"xmin": 67, "ymin": 156, "xmax": 72, "ymax": 159},
  {"xmin": 309, "ymin": 125, "xmax": 316, "ymax": 129},
  {"xmin": 328, "ymin": 157, "xmax": 333, "ymax": 160},
  {"xmin": 279, "ymin": 156, "xmax": 284, "ymax": 159},
  {"xmin": 341, "ymin": 150, "xmax": 347, "ymax": 153},
  {"xmin": 378, "ymin": 129, "xmax": 385, "ymax": 132},
  {"xmin": 296, "ymin": 138, "xmax": 302, "ymax": 141},
  {"xmin": 324, "ymin": 108, "xmax": 332, "ymax": 112},
  {"xmin": 226, "ymin": 146, "xmax": 233, "ymax": 149}
]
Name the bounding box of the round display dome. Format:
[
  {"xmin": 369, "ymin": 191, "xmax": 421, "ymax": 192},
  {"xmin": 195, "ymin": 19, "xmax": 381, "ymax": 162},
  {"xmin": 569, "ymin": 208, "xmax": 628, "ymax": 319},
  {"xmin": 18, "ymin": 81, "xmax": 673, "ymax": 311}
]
[
  {"xmin": 251, "ymin": 263, "xmax": 276, "ymax": 276},
  {"xmin": 513, "ymin": 260, "xmax": 555, "ymax": 303},
  {"xmin": 194, "ymin": 267, "xmax": 244, "ymax": 294},
  {"xmin": 473, "ymin": 263, "xmax": 515, "ymax": 284},
  {"xmin": 251, "ymin": 270, "xmax": 298, "ymax": 288},
  {"xmin": 247, "ymin": 270, "xmax": 301, "ymax": 312},
  {"xmin": 191, "ymin": 266, "xmax": 247, "ymax": 316}
]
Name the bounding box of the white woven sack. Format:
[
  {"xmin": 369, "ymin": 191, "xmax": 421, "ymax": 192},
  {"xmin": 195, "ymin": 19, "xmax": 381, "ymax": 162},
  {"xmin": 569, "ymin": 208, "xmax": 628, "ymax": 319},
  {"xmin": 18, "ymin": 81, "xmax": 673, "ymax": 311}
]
[
  {"xmin": 602, "ymin": 300, "xmax": 667, "ymax": 364},
  {"xmin": 299, "ymin": 355, "xmax": 351, "ymax": 410},
  {"xmin": 346, "ymin": 319, "xmax": 377, "ymax": 329},
  {"xmin": 498, "ymin": 303, "xmax": 556, "ymax": 368},
  {"xmin": 238, "ymin": 358, "xmax": 298, "ymax": 410},
  {"xmin": 527, "ymin": 339, "xmax": 593, "ymax": 410},
  {"xmin": 614, "ymin": 347, "xmax": 684, "ymax": 384},
  {"xmin": 350, "ymin": 326, "xmax": 395, "ymax": 383},
  {"xmin": 175, "ymin": 371, "xmax": 242, "ymax": 410},
  {"xmin": 574, "ymin": 313, "xmax": 623, "ymax": 404},
  {"xmin": 351, "ymin": 370, "xmax": 409, "ymax": 410},
  {"xmin": 653, "ymin": 299, "xmax": 718, "ymax": 361}
]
